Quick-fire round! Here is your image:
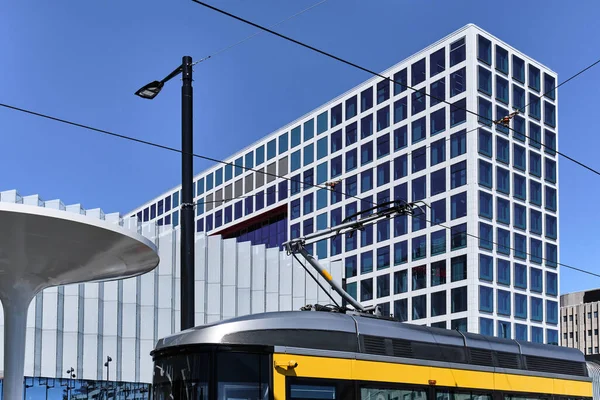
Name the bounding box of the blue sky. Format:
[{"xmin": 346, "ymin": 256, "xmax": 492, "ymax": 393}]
[{"xmin": 1, "ymin": 0, "xmax": 600, "ymax": 294}]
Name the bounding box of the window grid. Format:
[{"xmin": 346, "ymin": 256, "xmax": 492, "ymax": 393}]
[{"xmin": 134, "ymin": 29, "xmax": 558, "ymax": 342}]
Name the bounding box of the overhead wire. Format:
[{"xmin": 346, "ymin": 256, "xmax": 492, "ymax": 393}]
[
  {"xmin": 304, "ymin": 202, "xmax": 598, "ymax": 279},
  {"xmin": 191, "ymin": 0, "xmax": 330, "ymax": 66},
  {"xmin": 0, "ymin": 102, "xmax": 343, "ymax": 196},
  {"xmin": 189, "ymin": 0, "xmax": 600, "ymax": 176},
  {"xmin": 0, "ymin": 101, "xmax": 595, "ymax": 279},
  {"xmin": 519, "ymin": 56, "xmax": 600, "ymax": 112},
  {"xmin": 1, "ymin": 2, "xmax": 599, "ymax": 278}
]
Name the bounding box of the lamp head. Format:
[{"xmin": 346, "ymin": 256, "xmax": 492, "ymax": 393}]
[{"xmin": 134, "ymin": 80, "xmax": 164, "ymax": 99}]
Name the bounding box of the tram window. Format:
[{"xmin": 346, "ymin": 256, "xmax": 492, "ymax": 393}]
[
  {"xmin": 505, "ymin": 397, "xmax": 547, "ymax": 400},
  {"xmin": 217, "ymin": 352, "xmax": 270, "ymax": 400},
  {"xmin": 437, "ymin": 390, "xmax": 492, "ymax": 400},
  {"xmin": 153, "ymin": 352, "xmax": 209, "ymax": 400},
  {"xmin": 361, "ymin": 387, "xmax": 427, "ymax": 400},
  {"xmin": 290, "ymin": 384, "xmax": 336, "ymax": 400}
]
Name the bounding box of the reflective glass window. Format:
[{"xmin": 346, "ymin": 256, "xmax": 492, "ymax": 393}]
[
  {"xmin": 544, "ymin": 73, "xmax": 556, "ymax": 100},
  {"xmin": 450, "ymin": 67, "xmax": 466, "ymax": 97},
  {"xmin": 361, "ymin": 87, "xmax": 373, "ymax": 112},
  {"xmin": 531, "ymin": 297, "xmax": 543, "ymax": 321},
  {"xmin": 480, "ymin": 317, "xmax": 494, "ymax": 336},
  {"xmin": 431, "ymin": 108, "xmax": 446, "ymax": 135},
  {"xmin": 513, "ymin": 55, "xmax": 525, "ymax": 82},
  {"xmin": 450, "ymin": 98, "xmax": 466, "ymax": 127},
  {"xmin": 478, "ymin": 66, "xmax": 492, "ymax": 95},
  {"xmin": 530, "ymin": 268, "xmax": 543, "ymax": 293},
  {"xmin": 529, "ymin": 64, "xmax": 541, "ymax": 91},
  {"xmin": 497, "ymin": 197, "xmax": 510, "ymax": 225},
  {"xmin": 430, "ymin": 138, "xmax": 446, "ymax": 166},
  {"xmin": 478, "ymin": 159, "xmax": 492, "ymax": 188},
  {"xmin": 450, "ymin": 129, "xmax": 466, "ymax": 158},
  {"xmin": 479, "ymin": 254, "xmax": 493, "ymax": 281},
  {"xmin": 497, "ymin": 289, "xmax": 511, "ymax": 316},
  {"xmin": 496, "ymin": 45, "xmax": 509, "ymax": 74},
  {"xmin": 317, "ymin": 111, "xmax": 328, "ymax": 135},
  {"xmin": 412, "ymin": 116, "xmax": 426, "ymax": 144},
  {"xmin": 393, "ymin": 69, "xmax": 407, "ymax": 95},
  {"xmin": 450, "ymin": 37, "xmax": 466, "ymax": 66},
  {"xmin": 497, "ymin": 258, "xmax": 510, "ymax": 285},
  {"xmin": 430, "ymin": 48, "xmax": 445, "ymax": 77},
  {"xmin": 394, "ymin": 97, "xmax": 407, "ymax": 123},
  {"xmin": 478, "ymin": 97, "xmax": 492, "ymax": 126},
  {"xmin": 529, "ymin": 93, "xmax": 541, "ymax": 120},
  {"xmin": 411, "ymin": 58, "xmax": 426, "ymax": 86},
  {"xmin": 479, "ymin": 190, "xmax": 493, "ymax": 220},
  {"xmin": 393, "ymin": 126, "xmax": 407, "ymax": 151},
  {"xmin": 430, "ymin": 78, "xmax": 445, "ymax": 106},
  {"xmin": 345, "ymin": 96, "xmax": 357, "ymax": 120},
  {"xmin": 412, "ymin": 90, "xmax": 426, "ymax": 115},
  {"xmin": 546, "ymin": 271, "xmax": 558, "ymax": 296},
  {"xmin": 477, "ymin": 35, "xmax": 491, "ymax": 64},
  {"xmin": 479, "ymin": 222, "xmax": 493, "ymax": 250},
  {"xmin": 497, "ymin": 167, "xmax": 510, "ymax": 194},
  {"xmin": 377, "ymin": 106, "xmax": 390, "ymax": 131},
  {"xmin": 478, "ymin": 128, "xmax": 492, "ymax": 157},
  {"xmin": 431, "ymin": 290, "xmax": 446, "ymax": 317},
  {"xmin": 496, "ymin": 75, "xmax": 509, "ymax": 104}
]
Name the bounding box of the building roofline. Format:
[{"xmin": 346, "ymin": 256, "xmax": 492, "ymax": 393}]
[
  {"xmin": 127, "ymin": 22, "xmax": 556, "ymax": 216},
  {"xmin": 561, "ymin": 288, "xmax": 600, "ymax": 298}
]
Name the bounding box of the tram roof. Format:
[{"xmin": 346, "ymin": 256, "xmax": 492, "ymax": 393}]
[{"xmin": 154, "ymin": 310, "xmax": 584, "ymax": 365}]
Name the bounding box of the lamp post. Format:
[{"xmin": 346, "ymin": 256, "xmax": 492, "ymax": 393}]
[
  {"xmin": 66, "ymin": 367, "xmax": 76, "ymax": 398},
  {"xmin": 135, "ymin": 56, "xmax": 195, "ymax": 331},
  {"xmin": 104, "ymin": 355, "xmax": 112, "ymax": 381}
]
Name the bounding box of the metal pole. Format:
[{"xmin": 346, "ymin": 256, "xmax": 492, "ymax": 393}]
[
  {"xmin": 181, "ymin": 55, "xmax": 195, "ymax": 331},
  {"xmin": 341, "ymin": 278, "xmax": 347, "ymax": 309},
  {"xmin": 297, "ymin": 247, "xmax": 366, "ymax": 312}
]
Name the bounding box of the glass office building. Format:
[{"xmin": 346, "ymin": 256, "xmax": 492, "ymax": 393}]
[{"xmin": 131, "ymin": 24, "xmax": 559, "ymax": 343}]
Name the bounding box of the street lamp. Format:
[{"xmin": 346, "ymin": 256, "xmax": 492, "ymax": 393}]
[
  {"xmin": 135, "ymin": 56, "xmax": 195, "ymax": 331},
  {"xmin": 65, "ymin": 368, "xmax": 76, "ymax": 399},
  {"xmin": 134, "ymin": 80, "xmax": 164, "ymax": 100},
  {"xmin": 104, "ymin": 355, "xmax": 112, "ymax": 381}
]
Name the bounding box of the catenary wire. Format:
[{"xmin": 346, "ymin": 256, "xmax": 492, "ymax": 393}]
[
  {"xmin": 301, "ymin": 203, "xmax": 599, "ymax": 280},
  {"xmin": 0, "ymin": 102, "xmax": 341, "ymax": 194},
  {"xmin": 5, "ymin": 5, "xmax": 598, "ymax": 180},
  {"xmin": 0, "ymin": 101, "xmax": 471, "ymax": 205},
  {"xmin": 3, "ymin": 0, "xmax": 595, "ymax": 295},
  {"xmin": 0, "ymin": 101, "xmax": 594, "ymax": 279},
  {"xmin": 194, "ymin": 125, "xmax": 481, "ymax": 208},
  {"xmin": 407, "ymin": 210, "xmax": 600, "ymax": 279},
  {"xmin": 191, "ymin": 0, "xmax": 329, "ymax": 66},
  {"xmin": 519, "ymin": 56, "xmax": 600, "ymax": 112},
  {"xmin": 189, "ymin": 0, "xmax": 600, "ymax": 176}
]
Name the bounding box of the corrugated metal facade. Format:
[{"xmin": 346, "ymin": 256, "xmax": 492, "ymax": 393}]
[{"xmin": 0, "ymin": 190, "xmax": 343, "ymax": 384}]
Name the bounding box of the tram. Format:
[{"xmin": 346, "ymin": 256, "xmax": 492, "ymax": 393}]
[{"xmin": 150, "ymin": 309, "xmax": 592, "ymax": 400}]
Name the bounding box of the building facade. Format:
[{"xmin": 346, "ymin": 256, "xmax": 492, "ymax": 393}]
[
  {"xmin": 130, "ymin": 24, "xmax": 560, "ymax": 343},
  {"xmin": 0, "ymin": 189, "xmax": 342, "ymax": 397},
  {"xmin": 561, "ymin": 289, "xmax": 600, "ymax": 355}
]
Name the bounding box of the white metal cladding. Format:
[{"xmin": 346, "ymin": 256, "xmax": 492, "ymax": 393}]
[
  {"xmin": 587, "ymin": 361, "xmax": 600, "ymax": 400},
  {"xmin": 0, "ymin": 223, "xmax": 342, "ymax": 384}
]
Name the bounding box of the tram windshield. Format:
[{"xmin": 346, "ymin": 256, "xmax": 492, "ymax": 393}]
[{"xmin": 153, "ymin": 350, "xmax": 270, "ymax": 400}]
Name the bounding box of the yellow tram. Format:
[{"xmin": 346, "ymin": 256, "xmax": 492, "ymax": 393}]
[{"xmin": 151, "ymin": 311, "xmax": 591, "ymax": 400}]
